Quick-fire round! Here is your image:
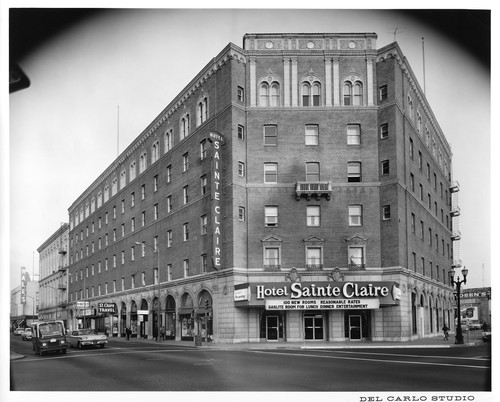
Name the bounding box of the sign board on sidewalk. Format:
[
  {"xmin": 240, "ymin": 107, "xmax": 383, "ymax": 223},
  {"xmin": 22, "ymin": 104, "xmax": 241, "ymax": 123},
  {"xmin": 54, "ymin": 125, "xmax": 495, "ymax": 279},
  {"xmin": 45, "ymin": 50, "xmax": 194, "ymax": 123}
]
[{"xmin": 76, "ymin": 301, "xmax": 90, "ymax": 309}]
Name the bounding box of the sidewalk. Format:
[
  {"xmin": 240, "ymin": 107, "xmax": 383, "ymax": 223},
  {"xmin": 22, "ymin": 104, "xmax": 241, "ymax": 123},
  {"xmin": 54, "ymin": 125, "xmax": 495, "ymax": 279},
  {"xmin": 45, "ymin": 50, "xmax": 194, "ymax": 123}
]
[{"xmin": 108, "ymin": 333, "xmax": 484, "ymax": 350}]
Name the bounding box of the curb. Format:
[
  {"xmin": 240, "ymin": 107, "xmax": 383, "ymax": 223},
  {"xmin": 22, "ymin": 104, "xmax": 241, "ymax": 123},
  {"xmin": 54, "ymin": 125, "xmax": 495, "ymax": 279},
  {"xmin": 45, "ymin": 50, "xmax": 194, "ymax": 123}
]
[{"xmin": 10, "ymin": 352, "xmax": 26, "ymax": 360}]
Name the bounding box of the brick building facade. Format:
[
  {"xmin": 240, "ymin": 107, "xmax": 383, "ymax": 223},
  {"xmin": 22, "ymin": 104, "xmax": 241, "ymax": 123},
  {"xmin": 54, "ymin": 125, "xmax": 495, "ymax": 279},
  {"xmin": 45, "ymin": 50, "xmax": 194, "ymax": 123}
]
[{"xmin": 64, "ymin": 33, "xmax": 459, "ymax": 343}]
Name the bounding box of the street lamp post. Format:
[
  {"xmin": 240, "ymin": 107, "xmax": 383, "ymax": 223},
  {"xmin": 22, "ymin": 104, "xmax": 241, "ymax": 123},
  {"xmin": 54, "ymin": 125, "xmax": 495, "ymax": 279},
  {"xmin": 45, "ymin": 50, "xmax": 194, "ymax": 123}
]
[
  {"xmin": 135, "ymin": 241, "xmax": 161, "ymax": 342},
  {"xmin": 448, "ymin": 266, "xmax": 469, "ymax": 345}
]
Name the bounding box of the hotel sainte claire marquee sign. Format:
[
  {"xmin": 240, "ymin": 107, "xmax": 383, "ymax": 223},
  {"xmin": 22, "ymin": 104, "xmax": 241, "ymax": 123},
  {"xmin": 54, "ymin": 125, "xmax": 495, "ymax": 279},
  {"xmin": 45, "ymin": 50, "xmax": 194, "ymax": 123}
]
[
  {"xmin": 209, "ymin": 131, "xmax": 224, "ymax": 270},
  {"xmin": 234, "ymin": 281, "xmax": 401, "ymax": 310}
]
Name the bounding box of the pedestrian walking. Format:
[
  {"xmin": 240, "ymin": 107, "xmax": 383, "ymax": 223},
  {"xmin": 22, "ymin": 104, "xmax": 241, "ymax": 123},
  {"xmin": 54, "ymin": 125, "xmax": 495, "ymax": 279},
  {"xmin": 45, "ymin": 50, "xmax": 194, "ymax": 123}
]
[
  {"xmin": 482, "ymin": 322, "xmax": 488, "ymax": 332},
  {"xmin": 159, "ymin": 326, "xmax": 166, "ymax": 341},
  {"xmin": 126, "ymin": 327, "xmax": 131, "ymax": 341},
  {"xmin": 442, "ymin": 324, "xmax": 449, "ymax": 340}
]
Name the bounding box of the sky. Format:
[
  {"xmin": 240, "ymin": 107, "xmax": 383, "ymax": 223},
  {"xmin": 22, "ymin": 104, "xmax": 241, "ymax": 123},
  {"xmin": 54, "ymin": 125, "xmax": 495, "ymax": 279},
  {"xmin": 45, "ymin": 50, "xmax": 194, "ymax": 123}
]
[{"xmin": 2, "ymin": 4, "xmax": 495, "ymax": 295}]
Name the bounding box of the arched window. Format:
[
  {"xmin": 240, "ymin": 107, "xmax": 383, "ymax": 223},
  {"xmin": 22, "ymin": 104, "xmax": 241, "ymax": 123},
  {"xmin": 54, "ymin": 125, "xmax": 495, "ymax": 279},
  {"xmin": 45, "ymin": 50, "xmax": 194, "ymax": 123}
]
[
  {"xmin": 104, "ymin": 185, "xmax": 109, "ymax": 202},
  {"xmin": 120, "ymin": 170, "xmax": 126, "ymax": 189},
  {"xmin": 180, "ymin": 114, "xmax": 190, "ymax": 140},
  {"xmin": 407, "ymin": 94, "xmax": 414, "ymax": 119},
  {"xmin": 353, "ymin": 82, "xmax": 363, "ymax": 105},
  {"xmin": 151, "ymin": 140, "xmax": 160, "ymax": 164},
  {"xmin": 302, "ymin": 83, "xmax": 311, "ymax": 106},
  {"xmin": 111, "ymin": 177, "xmax": 118, "ymax": 196},
  {"xmin": 312, "ymin": 82, "xmax": 321, "ymax": 106},
  {"xmin": 97, "ymin": 191, "xmax": 102, "ymax": 208},
  {"xmin": 270, "ymin": 83, "xmax": 280, "ymax": 107},
  {"xmin": 197, "ymin": 96, "xmax": 208, "ymax": 126},
  {"xmin": 164, "ymin": 129, "xmax": 173, "ymax": 153},
  {"xmin": 344, "ymin": 80, "xmax": 363, "ymax": 106},
  {"xmin": 260, "ymin": 82, "xmax": 269, "ymax": 106},
  {"xmin": 139, "ymin": 152, "xmax": 147, "ymax": 173},
  {"xmin": 343, "ymin": 82, "xmax": 352, "ymax": 105},
  {"xmin": 129, "ymin": 161, "xmax": 136, "ymax": 181}
]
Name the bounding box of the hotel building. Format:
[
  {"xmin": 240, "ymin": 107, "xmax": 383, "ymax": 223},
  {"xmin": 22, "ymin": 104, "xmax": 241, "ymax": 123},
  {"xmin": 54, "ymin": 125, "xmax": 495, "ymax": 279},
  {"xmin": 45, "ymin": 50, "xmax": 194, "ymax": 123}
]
[{"xmin": 64, "ymin": 33, "xmax": 460, "ymax": 343}]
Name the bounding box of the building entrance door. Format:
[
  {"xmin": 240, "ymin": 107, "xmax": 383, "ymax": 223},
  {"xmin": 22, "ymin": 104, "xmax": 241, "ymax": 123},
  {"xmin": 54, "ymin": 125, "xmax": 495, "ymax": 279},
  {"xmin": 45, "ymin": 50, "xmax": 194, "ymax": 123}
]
[
  {"xmin": 349, "ymin": 315, "xmax": 362, "ymax": 340},
  {"xmin": 266, "ymin": 316, "xmax": 279, "ymax": 340},
  {"xmin": 304, "ymin": 314, "xmax": 324, "ymax": 340}
]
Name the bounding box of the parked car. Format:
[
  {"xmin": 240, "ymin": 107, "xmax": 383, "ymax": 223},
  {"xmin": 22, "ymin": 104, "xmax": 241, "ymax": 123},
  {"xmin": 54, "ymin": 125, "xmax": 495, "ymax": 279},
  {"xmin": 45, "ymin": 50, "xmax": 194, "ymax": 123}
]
[
  {"xmin": 22, "ymin": 327, "xmax": 33, "ymax": 341},
  {"xmin": 68, "ymin": 328, "xmax": 108, "ymax": 349},
  {"xmin": 14, "ymin": 328, "xmax": 25, "ymax": 336},
  {"xmin": 482, "ymin": 331, "xmax": 491, "ymax": 342}
]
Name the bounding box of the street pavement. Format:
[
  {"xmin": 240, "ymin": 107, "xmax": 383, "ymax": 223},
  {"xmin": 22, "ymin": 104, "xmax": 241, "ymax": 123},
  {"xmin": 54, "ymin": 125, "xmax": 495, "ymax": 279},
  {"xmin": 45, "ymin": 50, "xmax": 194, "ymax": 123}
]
[{"xmin": 11, "ymin": 331, "xmax": 484, "ymax": 360}]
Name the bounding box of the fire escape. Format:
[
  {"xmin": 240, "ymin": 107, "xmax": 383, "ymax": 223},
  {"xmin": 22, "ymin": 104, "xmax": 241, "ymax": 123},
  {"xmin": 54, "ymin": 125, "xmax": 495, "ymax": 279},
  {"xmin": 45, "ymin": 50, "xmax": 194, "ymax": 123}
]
[{"xmin": 450, "ymin": 181, "xmax": 461, "ymax": 269}]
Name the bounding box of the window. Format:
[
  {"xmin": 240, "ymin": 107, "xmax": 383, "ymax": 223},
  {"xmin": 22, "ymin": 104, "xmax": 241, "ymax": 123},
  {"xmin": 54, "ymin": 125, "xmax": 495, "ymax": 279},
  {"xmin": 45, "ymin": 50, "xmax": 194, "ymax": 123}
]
[
  {"xmin": 270, "ymin": 82, "xmax": 280, "ymax": 106},
  {"xmin": 141, "ymin": 242, "xmax": 146, "ymax": 257},
  {"xmin": 305, "ymin": 125, "xmax": 319, "ymax": 145},
  {"xmin": 411, "ymin": 213, "xmax": 415, "ymax": 233},
  {"xmin": 201, "ymin": 254, "xmax": 207, "ymax": 273},
  {"xmin": 131, "ymin": 217, "xmax": 135, "ymax": 232},
  {"xmin": 121, "ymin": 277, "xmax": 125, "ymax": 291},
  {"xmin": 307, "ymin": 206, "xmax": 320, "ymax": 226},
  {"xmin": 183, "ymin": 153, "xmax": 189, "ymax": 172},
  {"xmin": 165, "ymin": 129, "xmax": 173, "ymax": 153},
  {"xmin": 265, "ymin": 206, "xmax": 278, "ymax": 227},
  {"xmin": 131, "ymin": 246, "xmax": 135, "ymax": 261},
  {"xmin": 306, "ymin": 162, "xmax": 320, "ymax": 181},
  {"xmin": 379, "ymin": 85, "xmax": 388, "ymax": 102},
  {"xmin": 121, "ymin": 251, "xmax": 125, "ymax": 265},
  {"xmin": 120, "ymin": 170, "xmax": 126, "ymax": 189},
  {"xmin": 154, "ymin": 236, "xmax": 158, "ymax": 252},
  {"xmin": 183, "ymin": 260, "xmax": 189, "ymax": 277},
  {"xmin": 419, "ymin": 184, "xmax": 423, "ymax": 201},
  {"xmin": 121, "ymin": 223, "xmax": 125, "ymax": 237},
  {"xmin": 183, "ymin": 186, "xmax": 189, "ymax": 204},
  {"xmin": 154, "ymin": 204, "xmax": 159, "ymax": 220},
  {"xmin": 344, "ymin": 81, "xmax": 363, "ymax": 105},
  {"xmin": 113, "ymin": 229, "xmax": 116, "ymax": 241},
  {"xmin": 131, "ymin": 192, "xmax": 135, "ymax": 207},
  {"xmin": 410, "ymin": 173, "xmax": 415, "ymax": 192},
  {"xmin": 180, "ymin": 114, "xmax": 190, "ymax": 140},
  {"xmin": 129, "ymin": 161, "xmax": 136, "ymax": 181},
  {"xmin": 167, "ymin": 264, "xmax": 172, "ymax": 281},
  {"xmin": 111, "ymin": 178, "xmax": 118, "ymax": 196},
  {"xmin": 113, "ymin": 254, "xmax": 117, "ymax": 268},
  {"xmin": 139, "ymin": 152, "xmax": 147, "ymax": 173},
  {"xmin": 381, "ymin": 160, "xmax": 390, "ymax": 175},
  {"xmin": 302, "ymin": 82, "xmax": 311, "ymax": 106},
  {"xmin": 200, "ymin": 215, "xmax": 208, "ymax": 235},
  {"xmin": 167, "ymin": 230, "xmax": 172, "ymax": 247},
  {"xmin": 264, "ymin": 163, "xmax": 278, "ymax": 183},
  {"xmin": 153, "ymin": 175, "xmax": 158, "ymax": 192},
  {"xmin": 237, "ymin": 125, "xmax": 245, "ymax": 140},
  {"xmin": 428, "ymin": 228, "xmax": 432, "ymax": 246},
  {"xmin": 347, "ymin": 124, "xmax": 360, "ymax": 145},
  {"xmin": 418, "ymin": 151, "xmax": 423, "ymax": 170},
  {"xmin": 420, "ymin": 220, "xmax": 424, "ymax": 240},
  {"xmin": 306, "ymin": 247, "xmax": 322, "ymax": 267},
  {"xmin": 238, "ymin": 206, "xmax": 245, "ymax": 221},
  {"xmin": 409, "ymin": 138, "xmax": 414, "ymax": 159},
  {"xmin": 260, "ymin": 82, "xmax": 269, "ymax": 106},
  {"xmin": 238, "ymin": 162, "xmax": 246, "ymax": 177},
  {"xmin": 131, "ymin": 275, "xmax": 135, "ymax": 289},
  {"xmin": 166, "ymin": 165, "xmax": 172, "ymax": 183},
  {"xmin": 349, "ymin": 205, "xmax": 363, "ymax": 226},
  {"xmin": 382, "ymin": 205, "xmax": 391, "ymax": 220},
  {"xmin": 167, "ymin": 196, "xmax": 172, "ymax": 212},
  {"xmin": 141, "ymin": 211, "xmax": 146, "ymax": 226},
  {"xmin": 141, "ymin": 184, "xmax": 145, "ymax": 200},
  {"xmin": 347, "ymin": 162, "xmax": 361, "ymax": 182},
  {"xmin": 183, "ymin": 223, "xmax": 189, "ymax": 241},
  {"xmin": 141, "ymin": 272, "xmax": 146, "ymax": 287},
  {"xmin": 200, "ymin": 140, "xmax": 207, "ymax": 160},
  {"xmin": 380, "ymin": 123, "xmax": 388, "ymax": 139},
  {"xmin": 348, "ymin": 246, "xmax": 364, "ymax": 268},
  {"xmin": 121, "ymin": 199, "xmax": 125, "ymax": 213},
  {"xmin": 264, "ymin": 125, "xmax": 277, "ymax": 146},
  {"xmin": 237, "ymin": 86, "xmax": 244, "ymax": 102},
  {"xmin": 151, "ymin": 140, "xmax": 160, "ymax": 163},
  {"xmin": 200, "ymin": 175, "xmax": 207, "ymax": 195},
  {"xmin": 264, "ymin": 247, "xmax": 280, "ymax": 267},
  {"xmin": 197, "ymin": 96, "xmax": 208, "ymax": 126}
]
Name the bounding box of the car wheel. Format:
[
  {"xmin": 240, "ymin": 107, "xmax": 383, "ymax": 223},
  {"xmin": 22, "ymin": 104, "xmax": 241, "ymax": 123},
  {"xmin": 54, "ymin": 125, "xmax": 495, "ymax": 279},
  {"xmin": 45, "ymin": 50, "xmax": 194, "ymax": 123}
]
[{"xmin": 100, "ymin": 344, "xmax": 105, "ymax": 349}]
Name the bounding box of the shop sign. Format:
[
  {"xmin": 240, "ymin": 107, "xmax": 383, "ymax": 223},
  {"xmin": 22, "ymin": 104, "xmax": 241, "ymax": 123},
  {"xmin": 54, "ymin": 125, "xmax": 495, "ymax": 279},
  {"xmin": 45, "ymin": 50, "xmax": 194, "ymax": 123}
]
[
  {"xmin": 137, "ymin": 309, "xmax": 149, "ymax": 315},
  {"xmin": 234, "ymin": 287, "xmax": 250, "ymax": 302},
  {"xmin": 210, "ymin": 131, "xmax": 224, "ymax": 270},
  {"xmin": 20, "ymin": 267, "xmax": 27, "ymax": 304},
  {"xmin": 98, "ymin": 302, "xmax": 117, "ymax": 314},
  {"xmin": 265, "ymin": 298, "xmax": 380, "ymax": 310},
  {"xmin": 76, "ymin": 301, "xmax": 90, "ymax": 309}
]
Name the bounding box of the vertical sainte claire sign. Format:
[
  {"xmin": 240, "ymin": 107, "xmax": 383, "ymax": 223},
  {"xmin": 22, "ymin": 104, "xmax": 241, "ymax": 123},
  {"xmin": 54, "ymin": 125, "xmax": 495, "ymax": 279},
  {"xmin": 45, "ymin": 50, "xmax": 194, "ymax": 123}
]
[{"xmin": 210, "ymin": 131, "xmax": 224, "ymax": 270}]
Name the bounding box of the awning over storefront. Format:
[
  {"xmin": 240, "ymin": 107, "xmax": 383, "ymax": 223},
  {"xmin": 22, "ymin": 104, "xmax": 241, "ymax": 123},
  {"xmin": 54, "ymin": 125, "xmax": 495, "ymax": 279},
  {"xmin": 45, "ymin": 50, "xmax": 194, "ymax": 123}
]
[{"xmin": 177, "ymin": 308, "xmax": 195, "ymax": 316}]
